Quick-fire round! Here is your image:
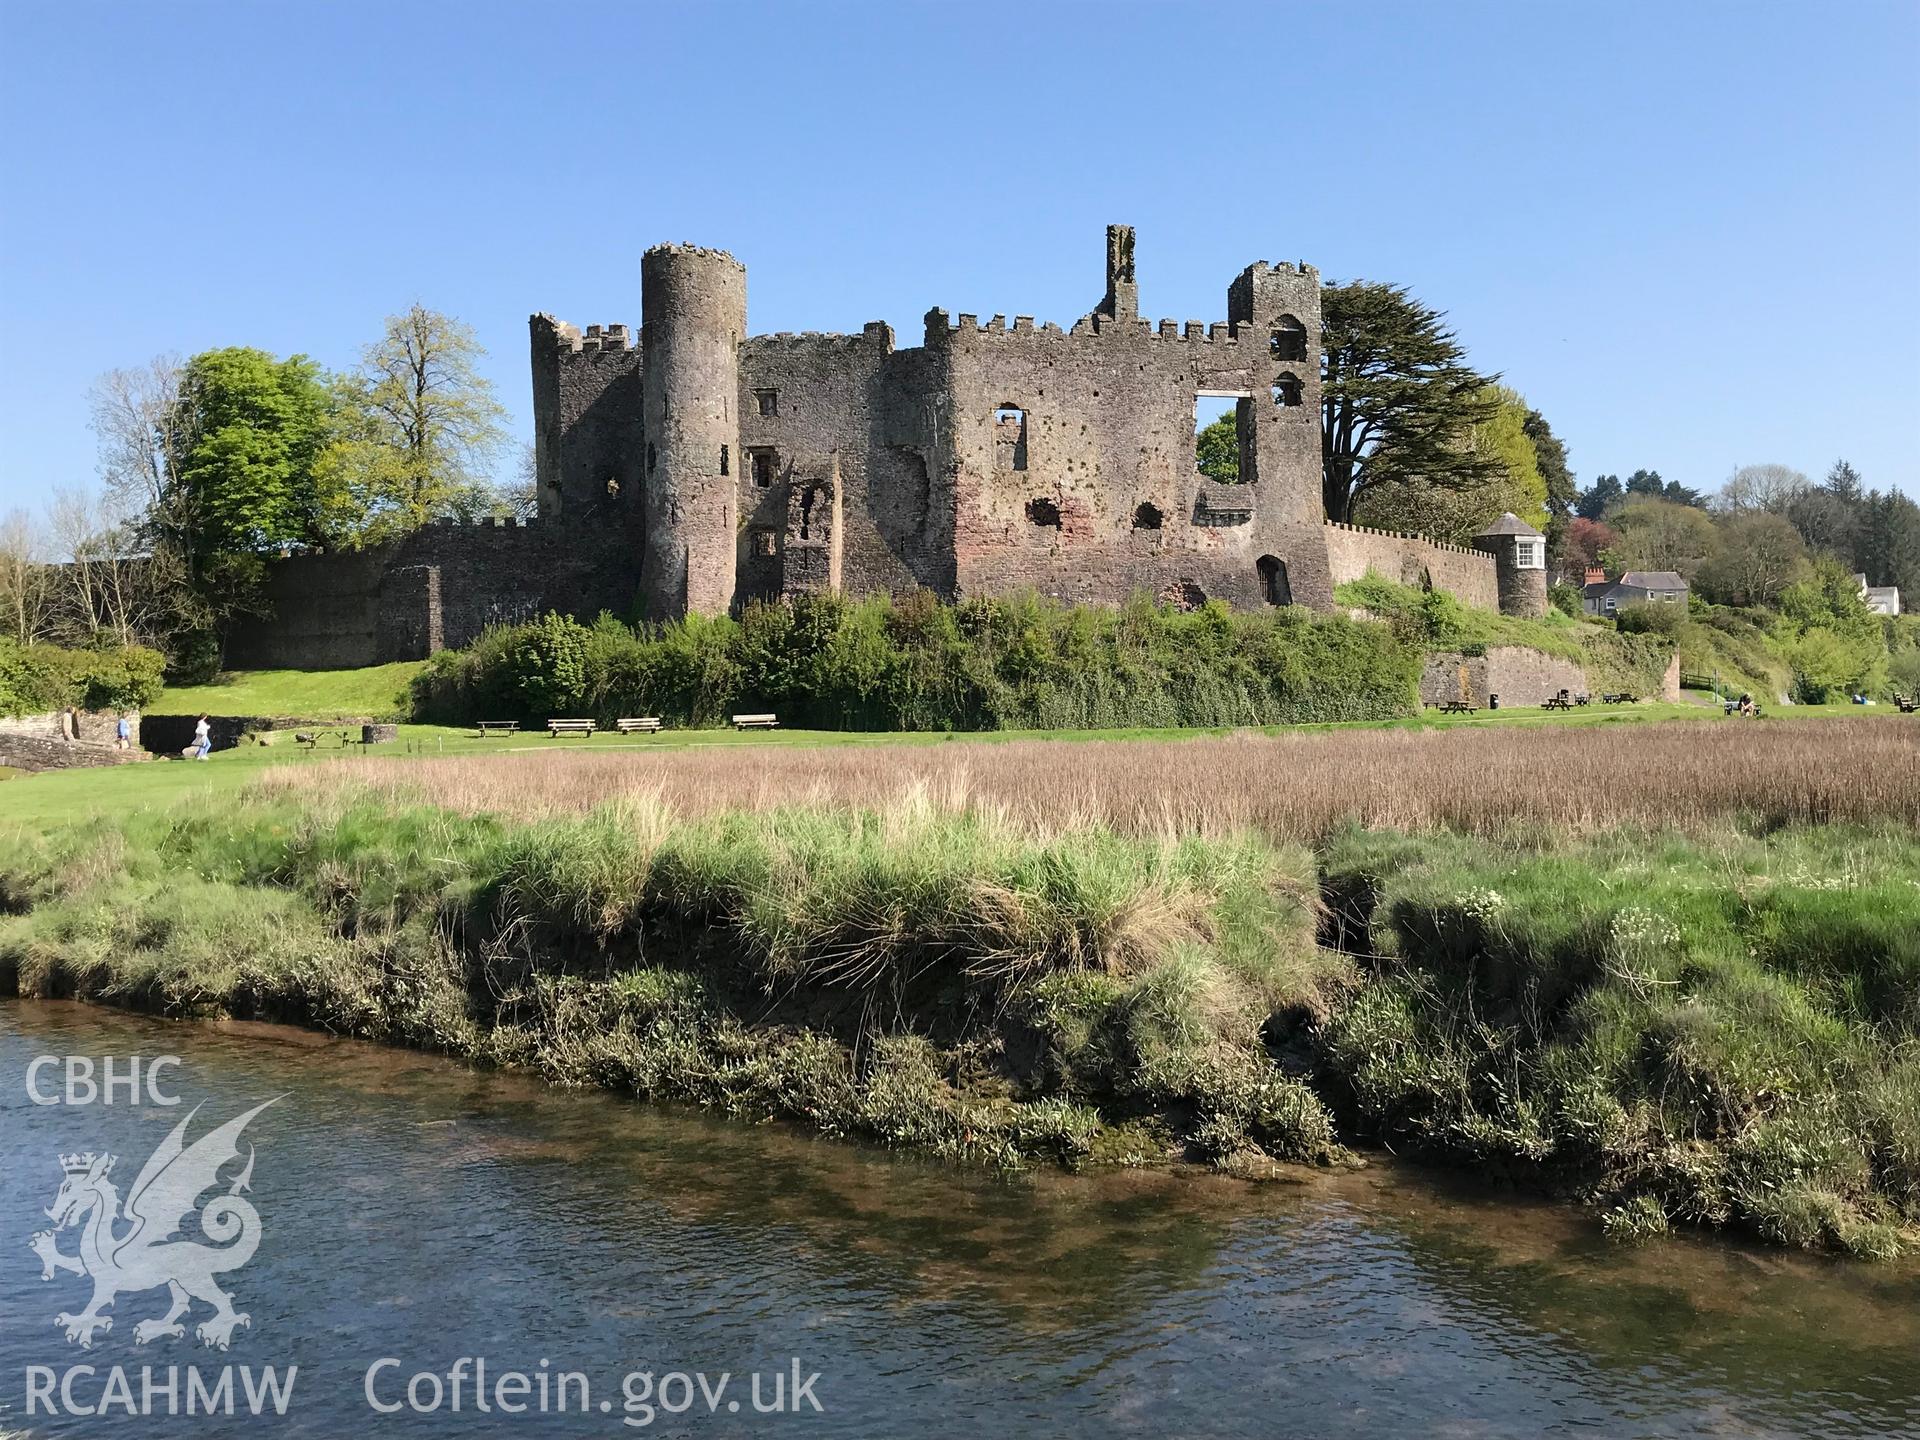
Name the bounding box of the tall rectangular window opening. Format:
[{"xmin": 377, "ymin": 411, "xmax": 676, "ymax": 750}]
[
  {"xmin": 751, "ymin": 450, "xmax": 776, "ymax": 488},
  {"xmin": 756, "ymin": 389, "xmax": 779, "ymax": 417},
  {"xmin": 1195, "ymin": 391, "xmax": 1252, "ymax": 483},
  {"xmin": 720, "ymin": 444, "xmax": 729, "ymax": 476},
  {"xmin": 993, "ymin": 405, "xmax": 1028, "ymax": 471}
]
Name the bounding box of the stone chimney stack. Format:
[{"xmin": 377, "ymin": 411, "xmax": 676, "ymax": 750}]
[{"xmin": 1098, "ymin": 224, "xmax": 1137, "ymax": 320}]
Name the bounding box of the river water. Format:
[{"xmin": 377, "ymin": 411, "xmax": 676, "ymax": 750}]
[{"xmin": 2, "ymin": 1001, "xmax": 1915, "ymax": 1439}]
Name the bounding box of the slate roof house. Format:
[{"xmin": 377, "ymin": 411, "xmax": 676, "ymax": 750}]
[{"xmin": 1584, "ymin": 569, "xmax": 1689, "ymax": 616}]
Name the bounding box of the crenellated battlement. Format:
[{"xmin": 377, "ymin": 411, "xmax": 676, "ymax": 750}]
[
  {"xmin": 1323, "ymin": 519, "xmax": 1492, "ymax": 560},
  {"xmin": 533, "ymin": 314, "xmax": 636, "ymax": 355},
  {"xmin": 744, "ymin": 321, "xmax": 895, "ymax": 352},
  {"xmin": 643, "ymin": 241, "xmax": 745, "ymax": 270},
  {"xmin": 927, "ymin": 305, "xmax": 1253, "ymax": 348}
]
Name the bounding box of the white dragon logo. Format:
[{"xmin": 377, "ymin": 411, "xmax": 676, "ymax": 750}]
[{"xmin": 30, "ymin": 1098, "xmax": 279, "ymax": 1350}]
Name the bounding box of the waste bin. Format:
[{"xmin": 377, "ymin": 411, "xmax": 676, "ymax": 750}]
[{"xmin": 1488, "ymin": 693, "xmax": 1500, "ymax": 710}]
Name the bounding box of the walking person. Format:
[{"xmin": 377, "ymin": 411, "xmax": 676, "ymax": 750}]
[
  {"xmin": 116, "ymin": 713, "xmax": 132, "ymax": 751},
  {"xmin": 192, "ymin": 714, "xmax": 212, "ymax": 760}
]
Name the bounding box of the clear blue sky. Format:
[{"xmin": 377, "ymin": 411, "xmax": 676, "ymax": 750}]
[{"xmin": 2, "ymin": 0, "xmax": 1915, "ymax": 510}]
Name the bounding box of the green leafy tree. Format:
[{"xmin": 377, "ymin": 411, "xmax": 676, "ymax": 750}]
[
  {"xmin": 1319, "ymin": 281, "xmax": 1501, "ymax": 522},
  {"xmin": 1196, "ymin": 413, "xmax": 1240, "ymax": 482},
  {"xmin": 1694, "ymin": 511, "xmax": 1810, "ymax": 607},
  {"xmin": 172, "ymin": 348, "xmax": 334, "ymax": 555},
  {"xmin": 319, "ymin": 305, "xmax": 508, "ymax": 543},
  {"xmin": 1355, "ymin": 384, "xmax": 1548, "ymax": 543},
  {"xmin": 1602, "ymin": 497, "xmax": 1718, "ymax": 579}
]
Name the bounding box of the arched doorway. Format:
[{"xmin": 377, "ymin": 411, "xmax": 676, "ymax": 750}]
[{"xmin": 1256, "ymin": 555, "xmax": 1290, "ymax": 606}]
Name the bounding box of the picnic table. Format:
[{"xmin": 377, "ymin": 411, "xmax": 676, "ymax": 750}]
[
  {"xmin": 548, "ymin": 719, "xmax": 596, "ymax": 738},
  {"xmin": 1574, "ymin": 693, "xmax": 1591, "ymax": 706},
  {"xmin": 731, "ymin": 713, "xmax": 779, "ymax": 730},
  {"xmin": 1600, "ymin": 692, "xmax": 1640, "ymax": 705},
  {"xmin": 1542, "ymin": 695, "xmax": 1573, "ymax": 711},
  {"xmin": 293, "ymin": 729, "xmax": 351, "ymax": 752},
  {"xmin": 476, "ymin": 720, "xmax": 520, "ymax": 737},
  {"xmin": 1437, "ymin": 700, "xmax": 1477, "ymax": 715}
]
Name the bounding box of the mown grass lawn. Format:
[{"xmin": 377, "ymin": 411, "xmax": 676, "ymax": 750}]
[{"xmin": 151, "ymin": 661, "xmax": 427, "ymax": 719}]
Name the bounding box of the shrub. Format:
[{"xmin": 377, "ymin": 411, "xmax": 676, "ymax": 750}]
[
  {"xmin": 410, "ymin": 592, "xmax": 1421, "ymax": 731},
  {"xmin": 0, "ymin": 640, "xmax": 166, "ymax": 717}
]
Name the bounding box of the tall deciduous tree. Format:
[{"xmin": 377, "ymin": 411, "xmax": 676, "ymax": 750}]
[
  {"xmin": 1354, "ymin": 384, "xmax": 1548, "ymax": 543},
  {"xmin": 321, "ymin": 304, "xmax": 508, "ymax": 542},
  {"xmin": 1522, "ymin": 406, "xmax": 1575, "ymax": 521},
  {"xmin": 1694, "ymin": 511, "xmax": 1810, "ymax": 606},
  {"xmin": 1715, "ymin": 463, "xmax": 1810, "ymax": 516},
  {"xmin": 1602, "ymin": 496, "xmax": 1718, "ymax": 578},
  {"xmin": 1319, "ymin": 281, "xmax": 1501, "ymax": 522}
]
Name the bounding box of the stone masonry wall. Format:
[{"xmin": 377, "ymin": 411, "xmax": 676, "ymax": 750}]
[
  {"xmin": 0, "ymin": 710, "xmax": 148, "ymax": 771},
  {"xmin": 1325, "ymin": 522, "xmax": 1500, "ymax": 611},
  {"xmin": 1420, "ymin": 646, "xmax": 1588, "ymax": 707},
  {"xmin": 226, "ymin": 518, "xmax": 637, "ymax": 670}
]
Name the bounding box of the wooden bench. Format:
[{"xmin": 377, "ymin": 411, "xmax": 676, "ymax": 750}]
[
  {"xmin": 548, "ymin": 719, "xmax": 596, "ymax": 738},
  {"xmin": 731, "ymin": 713, "xmax": 779, "ymax": 730},
  {"xmin": 1725, "ymin": 699, "xmax": 1765, "ymax": 718},
  {"xmin": 1894, "ymin": 695, "xmax": 1917, "ymax": 714},
  {"xmin": 476, "ymin": 720, "xmax": 520, "ymax": 737},
  {"xmin": 615, "ymin": 717, "xmax": 663, "ymax": 734},
  {"xmin": 1574, "ymin": 694, "xmax": 1591, "ymax": 706},
  {"xmin": 1437, "ymin": 700, "xmax": 1477, "ymax": 715}
]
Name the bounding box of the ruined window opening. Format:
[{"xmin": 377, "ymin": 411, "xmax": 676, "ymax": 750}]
[
  {"xmin": 1195, "ymin": 392, "xmax": 1253, "ymax": 483},
  {"xmin": 647, "ymin": 443, "xmax": 657, "ymax": 474},
  {"xmin": 1257, "ymin": 554, "xmax": 1291, "ymax": 606},
  {"xmin": 1273, "ymin": 373, "xmax": 1304, "ymax": 408},
  {"xmin": 756, "ymin": 389, "xmax": 779, "ymax": 417},
  {"xmin": 752, "ymin": 527, "xmax": 777, "ymax": 557},
  {"xmin": 799, "ymin": 486, "xmax": 820, "ymax": 539},
  {"xmin": 1133, "ymin": 502, "xmax": 1163, "ymax": 530},
  {"xmin": 751, "ymin": 450, "xmax": 776, "ymax": 488},
  {"xmin": 1270, "ymin": 316, "xmax": 1307, "ymax": 362},
  {"xmin": 993, "ymin": 405, "xmax": 1028, "ymax": 472},
  {"xmin": 1025, "ymin": 497, "xmax": 1061, "ymax": 528}
]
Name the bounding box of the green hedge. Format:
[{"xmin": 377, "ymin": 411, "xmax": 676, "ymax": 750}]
[
  {"xmin": 0, "ymin": 640, "xmax": 166, "ymax": 717},
  {"xmin": 409, "ymin": 592, "xmax": 1422, "ymax": 731}
]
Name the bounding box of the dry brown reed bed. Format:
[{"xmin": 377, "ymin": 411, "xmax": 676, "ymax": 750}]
[{"xmin": 251, "ymin": 716, "xmax": 1920, "ymax": 840}]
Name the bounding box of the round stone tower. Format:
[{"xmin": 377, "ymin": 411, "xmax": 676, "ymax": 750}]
[
  {"xmin": 640, "ymin": 244, "xmax": 745, "ymax": 619},
  {"xmin": 1473, "ymin": 512, "xmax": 1550, "ymax": 618}
]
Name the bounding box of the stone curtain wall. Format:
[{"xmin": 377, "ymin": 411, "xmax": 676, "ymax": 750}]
[
  {"xmin": 1324, "ymin": 522, "xmax": 1501, "ymax": 611},
  {"xmin": 1419, "ymin": 646, "xmax": 1588, "ymax": 707},
  {"xmin": 226, "ymin": 518, "xmax": 638, "ymax": 670}
]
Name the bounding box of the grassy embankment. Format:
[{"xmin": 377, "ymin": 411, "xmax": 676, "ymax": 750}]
[
  {"xmin": 152, "ymin": 661, "xmax": 425, "ymax": 719},
  {"xmin": 2, "ymin": 716, "xmax": 1917, "ymax": 1257}
]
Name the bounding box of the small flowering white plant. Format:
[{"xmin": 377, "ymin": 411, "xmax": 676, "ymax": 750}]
[{"xmin": 1456, "ymin": 887, "xmax": 1509, "ymax": 923}]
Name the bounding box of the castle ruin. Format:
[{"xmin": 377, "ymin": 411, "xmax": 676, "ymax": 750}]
[{"xmin": 229, "ymin": 226, "xmax": 1543, "ymax": 669}]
